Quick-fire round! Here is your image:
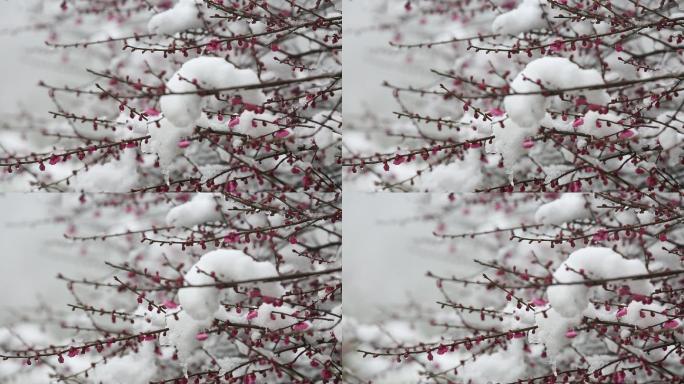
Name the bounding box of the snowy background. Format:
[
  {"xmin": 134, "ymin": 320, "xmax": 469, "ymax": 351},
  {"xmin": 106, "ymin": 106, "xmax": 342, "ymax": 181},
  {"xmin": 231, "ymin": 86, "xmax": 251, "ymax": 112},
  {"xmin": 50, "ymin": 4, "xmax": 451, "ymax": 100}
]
[
  {"xmin": 0, "ymin": 1, "xmax": 82, "ymax": 115},
  {"xmin": 343, "ymin": 193, "xmax": 469, "ymax": 322},
  {"xmin": 0, "ymin": 194, "xmax": 78, "ymax": 322},
  {"xmin": 343, "ymin": 0, "xmax": 430, "ymax": 117}
]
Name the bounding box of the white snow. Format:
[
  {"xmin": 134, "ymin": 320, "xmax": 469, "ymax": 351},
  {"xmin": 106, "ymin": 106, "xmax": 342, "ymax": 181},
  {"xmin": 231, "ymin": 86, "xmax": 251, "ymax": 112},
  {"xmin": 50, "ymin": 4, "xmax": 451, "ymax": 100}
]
[
  {"xmin": 419, "ymin": 152, "xmax": 484, "ymax": 191},
  {"xmin": 144, "ymin": 118, "xmax": 192, "ymax": 180},
  {"xmin": 531, "ymin": 307, "xmax": 580, "ymax": 360},
  {"xmin": 163, "ymin": 310, "xmax": 211, "ymax": 364},
  {"xmin": 160, "ymin": 57, "xmax": 264, "ymax": 129},
  {"xmin": 573, "ymin": 111, "xmax": 625, "ymax": 138},
  {"xmin": 71, "ymin": 150, "xmax": 140, "ymax": 192},
  {"xmin": 492, "ymin": 0, "xmax": 546, "ymax": 35},
  {"xmin": 534, "ymin": 193, "xmax": 591, "ymax": 225},
  {"xmin": 547, "ymin": 247, "xmax": 654, "ymax": 318},
  {"xmin": 461, "ymin": 339, "xmax": 527, "ymax": 383},
  {"xmin": 504, "ymin": 58, "xmax": 610, "ymax": 128},
  {"xmin": 148, "ymin": 0, "xmax": 206, "ymax": 35},
  {"xmin": 165, "ymin": 193, "xmax": 222, "ymax": 227},
  {"xmin": 178, "ymin": 250, "xmax": 284, "ymax": 320},
  {"xmin": 492, "ymin": 117, "xmax": 536, "ymax": 175},
  {"xmin": 620, "ymin": 301, "xmax": 671, "ymax": 329}
]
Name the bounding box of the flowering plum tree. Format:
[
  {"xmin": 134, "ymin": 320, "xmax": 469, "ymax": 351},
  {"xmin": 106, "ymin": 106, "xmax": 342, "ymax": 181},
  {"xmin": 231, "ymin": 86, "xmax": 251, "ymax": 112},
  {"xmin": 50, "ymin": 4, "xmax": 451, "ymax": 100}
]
[
  {"xmin": 0, "ymin": 192, "xmax": 341, "ymax": 383},
  {"xmin": 344, "ymin": 192, "xmax": 683, "ymax": 383},
  {"xmin": 0, "ymin": 0, "xmax": 341, "ymax": 193},
  {"xmin": 343, "ymin": 0, "xmax": 683, "ymax": 192}
]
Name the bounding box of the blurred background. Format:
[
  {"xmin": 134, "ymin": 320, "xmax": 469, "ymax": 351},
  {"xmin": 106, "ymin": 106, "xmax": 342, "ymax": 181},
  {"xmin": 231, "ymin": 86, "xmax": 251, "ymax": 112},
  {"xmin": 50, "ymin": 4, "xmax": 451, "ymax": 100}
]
[
  {"xmin": 343, "ymin": 193, "xmax": 467, "ymax": 322},
  {"xmin": 343, "ymin": 0, "xmax": 432, "ymax": 117},
  {"xmin": 0, "ymin": 1, "xmax": 84, "ymax": 115},
  {"xmin": 0, "ymin": 194, "xmax": 88, "ymax": 324}
]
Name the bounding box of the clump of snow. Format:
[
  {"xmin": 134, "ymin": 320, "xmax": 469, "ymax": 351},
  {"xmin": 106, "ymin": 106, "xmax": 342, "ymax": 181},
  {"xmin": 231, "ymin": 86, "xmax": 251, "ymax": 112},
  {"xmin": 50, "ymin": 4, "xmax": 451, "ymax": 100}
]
[
  {"xmin": 178, "ymin": 250, "xmax": 284, "ymax": 320},
  {"xmin": 492, "ymin": 0, "xmax": 546, "ymax": 35},
  {"xmin": 160, "ymin": 57, "xmax": 264, "ymax": 129},
  {"xmin": 504, "ymin": 58, "xmax": 610, "ymax": 128},
  {"xmin": 148, "ymin": 0, "xmax": 206, "ymax": 35},
  {"xmin": 166, "ymin": 193, "xmax": 222, "ymax": 227},
  {"xmin": 163, "ymin": 310, "xmax": 211, "ymax": 365},
  {"xmin": 547, "ymin": 247, "xmax": 654, "ymax": 318},
  {"xmin": 534, "ymin": 193, "xmax": 591, "ymax": 225},
  {"xmin": 531, "ymin": 308, "xmax": 581, "ymax": 360},
  {"xmin": 144, "ymin": 118, "xmax": 192, "ymax": 180},
  {"xmin": 492, "ymin": 117, "xmax": 536, "ymax": 176}
]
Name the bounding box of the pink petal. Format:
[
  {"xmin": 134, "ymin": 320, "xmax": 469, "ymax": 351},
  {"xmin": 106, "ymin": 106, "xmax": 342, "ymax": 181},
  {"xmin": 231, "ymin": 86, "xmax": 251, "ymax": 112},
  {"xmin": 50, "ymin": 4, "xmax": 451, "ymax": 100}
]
[
  {"xmin": 177, "ymin": 140, "xmax": 191, "ymax": 148},
  {"xmin": 195, "ymin": 333, "xmax": 209, "ymax": 341},
  {"xmin": 565, "ymin": 329, "xmax": 577, "ymax": 338},
  {"xmin": 532, "ymin": 298, "xmax": 547, "ymax": 306},
  {"xmin": 292, "ymin": 322, "xmax": 309, "ymax": 331},
  {"xmin": 225, "ymin": 180, "xmax": 238, "ymax": 193},
  {"xmin": 144, "ymin": 108, "xmax": 160, "ymax": 117},
  {"xmin": 572, "ymin": 118, "xmax": 584, "ymax": 128},
  {"xmin": 592, "ymin": 229, "xmax": 608, "ymax": 241},
  {"xmin": 163, "ymin": 300, "xmax": 178, "ymax": 309},
  {"xmin": 247, "ymin": 310, "xmax": 258, "ymax": 320},
  {"xmin": 488, "ymin": 108, "xmax": 505, "ymax": 117},
  {"xmin": 228, "ymin": 116, "xmax": 240, "ymax": 128},
  {"xmin": 619, "ymin": 130, "xmax": 635, "ymax": 139},
  {"xmin": 663, "ymin": 320, "xmax": 679, "ymax": 329},
  {"xmin": 274, "ymin": 129, "xmax": 290, "ymax": 138},
  {"xmin": 522, "ymin": 138, "xmax": 534, "ymax": 149},
  {"xmin": 616, "ymin": 308, "xmax": 627, "ymax": 318}
]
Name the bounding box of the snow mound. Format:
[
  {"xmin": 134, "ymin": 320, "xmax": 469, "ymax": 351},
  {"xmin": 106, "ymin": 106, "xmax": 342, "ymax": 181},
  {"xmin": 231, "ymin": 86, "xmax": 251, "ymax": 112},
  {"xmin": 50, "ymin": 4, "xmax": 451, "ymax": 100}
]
[
  {"xmin": 90, "ymin": 343, "xmax": 157, "ymax": 384},
  {"xmin": 547, "ymin": 247, "xmax": 654, "ymax": 318},
  {"xmin": 492, "ymin": 117, "xmax": 536, "ymax": 175},
  {"xmin": 166, "ymin": 193, "xmax": 222, "ymax": 227},
  {"xmin": 534, "ymin": 193, "xmax": 591, "ymax": 225},
  {"xmin": 492, "ymin": 0, "xmax": 546, "ymax": 35},
  {"xmin": 504, "ymin": 58, "xmax": 609, "ymax": 128},
  {"xmin": 160, "ymin": 57, "xmax": 265, "ymax": 128},
  {"xmin": 148, "ymin": 0, "xmax": 206, "ymax": 35},
  {"xmin": 164, "ymin": 310, "xmax": 211, "ymax": 364},
  {"xmin": 178, "ymin": 250, "xmax": 284, "ymax": 320},
  {"xmin": 531, "ymin": 308, "xmax": 580, "ymax": 360}
]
